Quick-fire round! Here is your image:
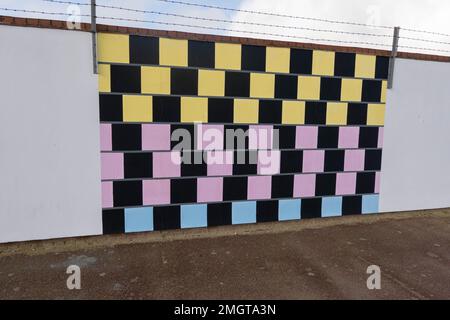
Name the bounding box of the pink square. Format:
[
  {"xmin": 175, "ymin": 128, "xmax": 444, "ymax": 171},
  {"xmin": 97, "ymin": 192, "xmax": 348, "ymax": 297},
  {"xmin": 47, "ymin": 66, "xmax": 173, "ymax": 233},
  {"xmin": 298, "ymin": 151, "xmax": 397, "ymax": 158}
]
[
  {"xmin": 153, "ymin": 152, "xmax": 181, "ymax": 178},
  {"xmin": 375, "ymin": 172, "xmax": 381, "ymax": 193},
  {"xmin": 101, "ymin": 181, "xmax": 113, "ymax": 208},
  {"xmin": 100, "ymin": 124, "xmax": 112, "ymax": 151},
  {"xmin": 247, "ymin": 176, "xmax": 272, "ymax": 200},
  {"xmin": 197, "ymin": 177, "xmax": 223, "ymax": 202},
  {"xmin": 249, "ymin": 125, "xmax": 274, "ymax": 150},
  {"xmin": 207, "ymin": 151, "xmax": 233, "ymax": 176},
  {"xmin": 378, "ymin": 127, "xmax": 384, "ymax": 148},
  {"xmin": 296, "ymin": 126, "xmax": 318, "ymax": 149},
  {"xmin": 344, "ymin": 150, "xmax": 365, "ymax": 172},
  {"xmin": 257, "ymin": 150, "xmax": 280, "ymax": 175},
  {"xmin": 143, "ymin": 179, "xmax": 170, "ymax": 205},
  {"xmin": 101, "ymin": 153, "xmax": 123, "ymax": 180},
  {"xmin": 339, "ymin": 127, "xmax": 360, "ymax": 149},
  {"xmin": 336, "ymin": 173, "xmax": 357, "ymax": 195},
  {"xmin": 302, "ymin": 150, "xmax": 325, "ymax": 173},
  {"xmin": 294, "ymin": 174, "xmax": 316, "ymax": 197},
  {"xmin": 197, "ymin": 124, "xmax": 224, "ymax": 150},
  {"xmin": 142, "ymin": 124, "xmax": 171, "ymax": 151}
]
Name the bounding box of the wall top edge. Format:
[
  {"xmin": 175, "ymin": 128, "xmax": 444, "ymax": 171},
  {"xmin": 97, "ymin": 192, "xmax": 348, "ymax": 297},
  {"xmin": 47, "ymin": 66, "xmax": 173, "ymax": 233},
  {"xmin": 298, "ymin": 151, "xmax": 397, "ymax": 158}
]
[{"xmin": 1, "ymin": 15, "xmax": 449, "ymax": 63}]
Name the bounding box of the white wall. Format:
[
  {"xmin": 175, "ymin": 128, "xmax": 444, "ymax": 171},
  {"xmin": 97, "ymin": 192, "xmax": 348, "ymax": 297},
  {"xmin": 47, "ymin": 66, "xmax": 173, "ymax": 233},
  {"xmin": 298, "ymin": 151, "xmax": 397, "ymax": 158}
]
[
  {"xmin": 380, "ymin": 58, "xmax": 450, "ymax": 212},
  {"xmin": 0, "ymin": 25, "xmax": 102, "ymax": 243}
]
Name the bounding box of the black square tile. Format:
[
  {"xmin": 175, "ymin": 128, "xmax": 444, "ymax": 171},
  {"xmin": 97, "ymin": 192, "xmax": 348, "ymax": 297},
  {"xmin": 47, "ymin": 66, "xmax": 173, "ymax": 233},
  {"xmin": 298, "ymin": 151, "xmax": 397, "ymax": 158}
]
[
  {"xmin": 315, "ymin": 173, "xmax": 337, "ymax": 196},
  {"xmin": 320, "ymin": 77, "xmax": 342, "ymax": 101},
  {"xmin": 124, "ymin": 152, "xmax": 152, "ymax": 179},
  {"xmin": 129, "ymin": 35, "xmax": 159, "ymax": 65},
  {"xmin": 356, "ymin": 172, "xmax": 376, "ymax": 194},
  {"xmin": 305, "ymin": 102, "xmax": 327, "ymax": 125},
  {"xmin": 362, "ymin": 80, "xmax": 382, "ymax": 102},
  {"xmin": 153, "ymin": 96, "xmax": 181, "ymax": 123},
  {"xmin": 233, "ymin": 151, "xmax": 257, "ymax": 175},
  {"xmin": 318, "ymin": 126, "xmax": 339, "ymax": 149},
  {"xmin": 275, "ymin": 75, "xmax": 298, "ymax": 99},
  {"xmin": 259, "ymin": 100, "xmax": 282, "ymax": 124},
  {"xmin": 153, "ymin": 206, "xmax": 181, "ymax": 230},
  {"xmin": 102, "ymin": 209, "xmax": 125, "ymax": 234},
  {"xmin": 301, "ymin": 198, "xmax": 322, "ymax": 219},
  {"xmin": 272, "ymin": 175, "xmax": 294, "ymax": 198},
  {"xmin": 171, "ymin": 124, "xmax": 195, "ymax": 150},
  {"xmin": 208, "ymin": 98, "xmax": 234, "ymax": 123},
  {"xmin": 334, "ymin": 52, "xmax": 356, "ymax": 77},
  {"xmin": 359, "ymin": 127, "xmax": 379, "ymax": 148},
  {"xmin": 274, "ymin": 125, "xmax": 296, "ymax": 149},
  {"xmin": 225, "ymin": 125, "xmax": 249, "ymax": 150},
  {"xmin": 375, "ymin": 56, "xmax": 389, "ymax": 79},
  {"xmin": 347, "ymin": 103, "xmax": 368, "ymax": 125},
  {"xmin": 290, "ymin": 49, "xmax": 313, "ymax": 74},
  {"xmin": 188, "ymin": 40, "xmax": 215, "ymax": 68},
  {"xmin": 113, "ymin": 180, "xmax": 143, "ymax": 207},
  {"xmin": 99, "ymin": 94, "xmax": 123, "ymax": 122},
  {"xmin": 364, "ymin": 149, "xmax": 382, "ymax": 171},
  {"xmin": 280, "ymin": 150, "xmax": 303, "ymax": 174},
  {"xmin": 342, "ymin": 196, "xmax": 362, "ymax": 215},
  {"xmin": 223, "ymin": 176, "xmax": 248, "ymax": 201},
  {"xmin": 181, "ymin": 151, "xmax": 207, "ymax": 177},
  {"xmin": 112, "ymin": 124, "xmax": 142, "ymax": 151},
  {"xmin": 171, "ymin": 68, "xmax": 198, "ymax": 96},
  {"xmin": 207, "ymin": 203, "xmax": 232, "ymax": 226},
  {"xmin": 225, "ymin": 71, "xmax": 250, "ymax": 97},
  {"xmin": 324, "ymin": 150, "xmax": 345, "ymax": 172},
  {"xmin": 171, "ymin": 178, "xmax": 197, "ymax": 204},
  {"xmin": 242, "ymin": 45, "xmax": 266, "ymax": 72},
  {"xmin": 256, "ymin": 200, "xmax": 279, "ymax": 222},
  {"xmin": 110, "ymin": 65, "xmax": 141, "ymax": 93}
]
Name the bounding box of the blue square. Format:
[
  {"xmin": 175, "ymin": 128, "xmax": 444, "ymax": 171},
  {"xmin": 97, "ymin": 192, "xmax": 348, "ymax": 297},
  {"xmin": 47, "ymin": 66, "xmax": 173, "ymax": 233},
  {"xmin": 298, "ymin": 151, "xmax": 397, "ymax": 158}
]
[
  {"xmin": 232, "ymin": 201, "xmax": 257, "ymax": 225},
  {"xmin": 181, "ymin": 204, "xmax": 208, "ymax": 229},
  {"xmin": 279, "ymin": 199, "xmax": 301, "ymax": 221},
  {"xmin": 125, "ymin": 207, "xmax": 153, "ymax": 233},
  {"xmin": 322, "ymin": 197, "xmax": 343, "ymax": 217},
  {"xmin": 362, "ymin": 195, "xmax": 379, "ymax": 214}
]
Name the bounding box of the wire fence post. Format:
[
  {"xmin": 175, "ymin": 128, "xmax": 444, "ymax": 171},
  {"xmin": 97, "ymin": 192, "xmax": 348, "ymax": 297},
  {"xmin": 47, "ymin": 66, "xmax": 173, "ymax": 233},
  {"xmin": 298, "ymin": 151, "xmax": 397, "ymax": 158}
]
[
  {"xmin": 91, "ymin": 0, "xmax": 97, "ymax": 74},
  {"xmin": 387, "ymin": 26, "xmax": 400, "ymax": 89}
]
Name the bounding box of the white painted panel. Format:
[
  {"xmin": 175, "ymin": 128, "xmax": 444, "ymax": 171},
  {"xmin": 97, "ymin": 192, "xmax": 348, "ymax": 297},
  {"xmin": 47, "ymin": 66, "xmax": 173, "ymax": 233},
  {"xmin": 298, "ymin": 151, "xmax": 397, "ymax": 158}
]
[
  {"xmin": 0, "ymin": 26, "xmax": 102, "ymax": 243},
  {"xmin": 380, "ymin": 58, "xmax": 450, "ymax": 212}
]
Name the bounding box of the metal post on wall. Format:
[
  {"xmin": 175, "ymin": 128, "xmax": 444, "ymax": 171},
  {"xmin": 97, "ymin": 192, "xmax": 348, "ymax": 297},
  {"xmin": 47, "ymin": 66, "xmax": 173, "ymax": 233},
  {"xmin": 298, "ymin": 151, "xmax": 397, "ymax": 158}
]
[
  {"xmin": 91, "ymin": 0, "xmax": 98, "ymax": 74},
  {"xmin": 387, "ymin": 26, "xmax": 400, "ymax": 89}
]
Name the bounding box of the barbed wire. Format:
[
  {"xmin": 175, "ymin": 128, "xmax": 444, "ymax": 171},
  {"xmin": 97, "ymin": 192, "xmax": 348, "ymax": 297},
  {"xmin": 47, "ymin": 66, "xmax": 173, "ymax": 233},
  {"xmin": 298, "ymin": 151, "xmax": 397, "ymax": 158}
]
[
  {"xmin": 91, "ymin": 3, "xmax": 392, "ymax": 38},
  {"xmin": 398, "ymin": 45, "xmax": 450, "ymax": 54},
  {"xmin": 0, "ymin": 7, "xmax": 90, "ymax": 17},
  {"xmin": 95, "ymin": 15, "xmax": 392, "ymax": 48}
]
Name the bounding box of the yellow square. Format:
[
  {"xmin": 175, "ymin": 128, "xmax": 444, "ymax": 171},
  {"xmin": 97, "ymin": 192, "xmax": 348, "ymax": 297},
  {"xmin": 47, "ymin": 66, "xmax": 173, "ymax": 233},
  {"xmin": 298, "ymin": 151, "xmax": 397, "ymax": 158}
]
[
  {"xmin": 141, "ymin": 66, "xmax": 170, "ymax": 94},
  {"xmin": 215, "ymin": 42, "xmax": 241, "ymax": 70},
  {"xmin": 159, "ymin": 38, "xmax": 188, "ymax": 67},
  {"xmin": 312, "ymin": 51, "xmax": 335, "ymax": 76},
  {"xmin": 98, "ymin": 33, "xmax": 129, "ymax": 63},
  {"xmin": 198, "ymin": 70, "xmax": 225, "ymax": 97},
  {"xmin": 341, "ymin": 78, "xmax": 363, "ymax": 102},
  {"xmin": 381, "ymin": 80, "xmax": 387, "ymax": 103},
  {"xmin": 98, "ymin": 64, "xmax": 111, "ymax": 93},
  {"xmin": 298, "ymin": 76, "xmax": 321, "ymax": 100},
  {"xmin": 250, "ymin": 73, "xmax": 275, "ymax": 98},
  {"xmin": 234, "ymin": 99, "xmax": 259, "ymax": 124},
  {"xmin": 355, "ymin": 54, "xmax": 376, "ymax": 78},
  {"xmin": 326, "ymin": 102, "xmax": 348, "ymax": 125},
  {"xmin": 181, "ymin": 97, "xmax": 208, "ymax": 123},
  {"xmin": 123, "ymin": 95, "xmax": 152, "ymax": 122},
  {"xmin": 367, "ymin": 104, "xmax": 386, "ymax": 126},
  {"xmin": 282, "ymin": 101, "xmax": 305, "ymax": 125},
  {"xmin": 266, "ymin": 47, "xmax": 290, "ymax": 73}
]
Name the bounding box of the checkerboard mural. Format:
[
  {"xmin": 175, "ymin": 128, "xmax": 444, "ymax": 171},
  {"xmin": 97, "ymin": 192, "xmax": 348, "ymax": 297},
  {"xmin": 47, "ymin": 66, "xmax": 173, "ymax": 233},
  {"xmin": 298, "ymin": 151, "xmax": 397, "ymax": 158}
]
[{"xmin": 98, "ymin": 33, "xmax": 388, "ymax": 234}]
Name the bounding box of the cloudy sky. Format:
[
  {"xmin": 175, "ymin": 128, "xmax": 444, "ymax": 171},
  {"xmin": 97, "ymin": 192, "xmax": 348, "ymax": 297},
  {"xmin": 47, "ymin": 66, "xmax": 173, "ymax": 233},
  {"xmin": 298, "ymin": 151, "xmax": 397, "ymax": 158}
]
[{"xmin": 1, "ymin": 0, "xmax": 450, "ymax": 54}]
